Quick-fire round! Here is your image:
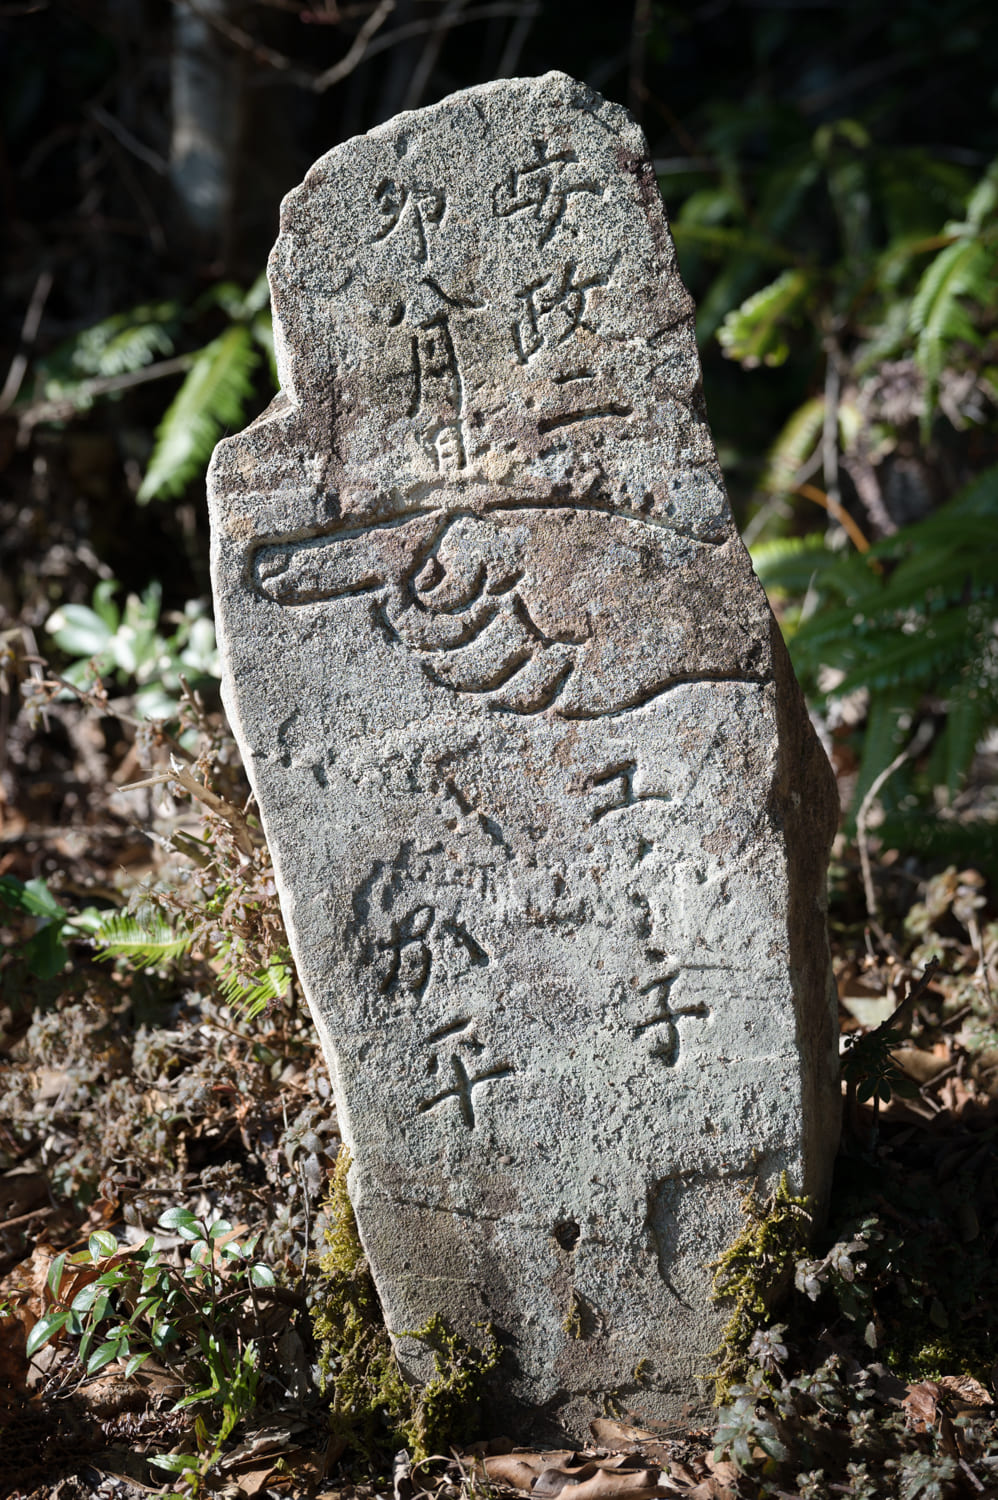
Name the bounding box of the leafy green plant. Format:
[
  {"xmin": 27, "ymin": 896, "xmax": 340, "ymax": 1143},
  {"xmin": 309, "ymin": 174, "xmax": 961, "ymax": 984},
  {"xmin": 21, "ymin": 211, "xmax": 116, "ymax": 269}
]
[
  {"xmin": 712, "ymin": 148, "xmax": 997, "ymax": 402},
  {"xmin": 672, "ymin": 119, "xmax": 996, "ymax": 549},
  {"xmin": 28, "ymin": 274, "xmax": 275, "ymax": 504},
  {"xmin": 39, "ymin": 301, "xmax": 183, "ymax": 398},
  {"xmin": 711, "ymin": 1190, "xmax": 998, "ymax": 1495},
  {"xmin": 20, "ymin": 646, "xmax": 293, "ymax": 1023},
  {"xmin": 0, "ymin": 873, "xmax": 101, "ymax": 982},
  {"xmin": 28, "ymin": 1214, "xmax": 276, "ymax": 1490},
  {"xmin": 909, "ymin": 157, "xmax": 998, "ymax": 427},
  {"xmin": 755, "ymin": 464, "xmax": 998, "ymax": 830},
  {"xmin": 94, "ymin": 906, "xmax": 291, "ymax": 1021},
  {"xmin": 47, "ymin": 578, "xmax": 220, "ymax": 719},
  {"xmin": 138, "ymin": 278, "xmax": 270, "ymax": 502}
]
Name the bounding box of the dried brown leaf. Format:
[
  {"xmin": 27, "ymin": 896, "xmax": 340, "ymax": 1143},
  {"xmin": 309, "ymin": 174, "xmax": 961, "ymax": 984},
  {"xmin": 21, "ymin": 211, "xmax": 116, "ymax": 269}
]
[
  {"xmin": 903, "ymin": 1380, "xmax": 941, "ymax": 1428},
  {"xmin": 484, "ymin": 1456, "xmax": 562, "ymax": 1492},
  {"xmin": 542, "ymin": 1469, "xmax": 665, "ymax": 1500},
  {"xmin": 589, "ymin": 1419, "xmax": 661, "ymax": 1449},
  {"xmin": 484, "ymin": 1453, "xmax": 673, "ymax": 1500},
  {"xmin": 687, "ymin": 1478, "xmax": 739, "ymax": 1500},
  {"xmin": 533, "ymin": 1464, "xmax": 602, "ymax": 1497},
  {"xmin": 937, "ymin": 1374, "xmax": 993, "ymax": 1412},
  {"xmin": 0, "ymin": 1309, "xmax": 29, "ymax": 1395}
]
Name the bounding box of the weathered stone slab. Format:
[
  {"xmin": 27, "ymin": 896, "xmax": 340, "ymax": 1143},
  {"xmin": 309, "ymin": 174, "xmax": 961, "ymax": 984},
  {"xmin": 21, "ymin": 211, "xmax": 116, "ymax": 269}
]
[{"xmin": 208, "ymin": 71, "xmax": 840, "ymax": 1433}]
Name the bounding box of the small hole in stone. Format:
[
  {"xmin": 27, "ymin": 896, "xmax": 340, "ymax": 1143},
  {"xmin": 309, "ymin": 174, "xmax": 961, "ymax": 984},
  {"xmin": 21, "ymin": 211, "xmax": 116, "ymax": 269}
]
[{"xmin": 553, "ymin": 1220, "xmax": 580, "ymax": 1251}]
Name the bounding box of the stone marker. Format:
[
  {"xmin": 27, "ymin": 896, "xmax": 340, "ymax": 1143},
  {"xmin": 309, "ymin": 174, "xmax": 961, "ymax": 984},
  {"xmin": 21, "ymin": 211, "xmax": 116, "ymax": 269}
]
[{"xmin": 208, "ymin": 70, "xmax": 840, "ymax": 1433}]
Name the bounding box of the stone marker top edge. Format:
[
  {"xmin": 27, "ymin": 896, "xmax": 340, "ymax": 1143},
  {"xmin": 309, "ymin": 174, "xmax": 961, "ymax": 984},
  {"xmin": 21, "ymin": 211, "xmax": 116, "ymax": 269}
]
[
  {"xmin": 263, "ymin": 70, "xmax": 659, "ymax": 408},
  {"xmin": 276, "ymin": 69, "xmax": 643, "ymax": 222}
]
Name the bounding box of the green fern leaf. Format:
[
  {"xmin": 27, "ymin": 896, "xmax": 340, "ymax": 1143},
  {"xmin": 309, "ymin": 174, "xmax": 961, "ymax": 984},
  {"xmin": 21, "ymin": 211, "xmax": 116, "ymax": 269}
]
[
  {"xmin": 138, "ymin": 325, "xmax": 258, "ymax": 503},
  {"xmin": 868, "ymin": 543, "xmax": 995, "ymax": 619},
  {"xmin": 68, "ymin": 304, "xmax": 180, "ymax": 377},
  {"xmin": 938, "ymin": 671, "xmax": 994, "ymax": 798},
  {"xmin": 942, "ymin": 462, "xmax": 998, "ymax": 519},
  {"xmin": 94, "ymin": 912, "xmax": 195, "ymax": 968},
  {"xmin": 752, "ymin": 534, "xmax": 834, "ymax": 594},
  {"xmin": 718, "ymin": 269, "xmax": 815, "ymax": 369},
  {"xmin": 831, "ymin": 611, "xmax": 977, "ymax": 696},
  {"xmin": 695, "ymin": 255, "xmax": 768, "ymax": 345},
  {"xmin": 854, "ymin": 297, "xmax": 912, "ymax": 375},
  {"xmin": 758, "ymin": 396, "xmax": 826, "ymax": 496},
  {"xmin": 964, "ymin": 156, "xmax": 998, "ymax": 232},
  {"xmin": 909, "ymin": 235, "xmax": 996, "ymax": 419},
  {"xmin": 670, "ymin": 222, "xmax": 795, "ymax": 266},
  {"xmin": 850, "ymin": 687, "xmax": 919, "ymax": 826},
  {"xmin": 217, "ymin": 957, "xmax": 290, "ymax": 1020}
]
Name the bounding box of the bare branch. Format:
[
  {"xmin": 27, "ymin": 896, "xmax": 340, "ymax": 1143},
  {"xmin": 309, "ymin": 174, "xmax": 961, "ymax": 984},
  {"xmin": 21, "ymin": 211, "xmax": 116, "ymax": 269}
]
[
  {"xmin": 856, "ymin": 721, "xmax": 933, "ymax": 939},
  {"xmin": 0, "ymin": 270, "xmax": 53, "ymax": 415},
  {"xmin": 323, "ymin": 1, "xmax": 534, "ymax": 76},
  {"xmin": 495, "ymin": 0, "xmax": 538, "ymax": 76},
  {"xmin": 15, "ymin": 354, "xmax": 194, "ymax": 434},
  {"xmin": 88, "ymin": 105, "xmax": 168, "ymax": 176},
  {"xmin": 169, "ymin": 0, "xmax": 301, "ymax": 72},
  {"xmin": 628, "ymin": 0, "xmax": 653, "ymax": 119},
  {"xmin": 310, "ymin": 0, "xmax": 396, "ymax": 92},
  {"xmin": 402, "ymin": 0, "xmax": 466, "ymax": 112}
]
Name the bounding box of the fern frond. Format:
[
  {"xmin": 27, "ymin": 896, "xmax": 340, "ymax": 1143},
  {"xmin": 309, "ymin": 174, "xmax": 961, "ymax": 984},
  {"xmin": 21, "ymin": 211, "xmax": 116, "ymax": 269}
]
[
  {"xmin": 876, "ymin": 812, "xmax": 998, "ymax": 870},
  {"xmin": 938, "ymin": 672, "xmax": 995, "ymax": 798},
  {"xmin": 849, "ymin": 687, "xmax": 919, "ymax": 826},
  {"xmin": 867, "ymin": 541, "xmax": 996, "ymax": 618},
  {"xmin": 71, "ymin": 304, "xmax": 180, "ymax": 378},
  {"xmin": 94, "ymin": 912, "xmax": 195, "ymax": 968},
  {"xmin": 216, "ymin": 956, "xmax": 290, "ymax": 1020},
  {"xmin": 941, "ymin": 462, "xmax": 998, "ymax": 519},
  {"xmin": 758, "ymin": 396, "xmax": 825, "ymax": 496},
  {"xmin": 964, "ymin": 156, "xmax": 998, "ymax": 232},
  {"xmin": 718, "ymin": 269, "xmax": 815, "ymax": 369},
  {"xmin": 670, "ymin": 222, "xmax": 796, "ymax": 266},
  {"xmin": 784, "ymin": 465, "xmax": 998, "ymax": 805},
  {"xmin": 752, "ymin": 534, "xmax": 834, "ymax": 593},
  {"xmin": 909, "ymin": 235, "xmax": 996, "ymax": 420},
  {"xmin": 672, "ymin": 216, "xmax": 799, "ymax": 343},
  {"xmin": 138, "ymin": 325, "xmax": 259, "ymax": 503},
  {"xmin": 853, "ymin": 297, "xmax": 912, "ymax": 376},
  {"xmin": 242, "ymin": 270, "xmax": 271, "ymax": 317},
  {"xmin": 829, "ymin": 611, "xmax": 979, "ymax": 696}
]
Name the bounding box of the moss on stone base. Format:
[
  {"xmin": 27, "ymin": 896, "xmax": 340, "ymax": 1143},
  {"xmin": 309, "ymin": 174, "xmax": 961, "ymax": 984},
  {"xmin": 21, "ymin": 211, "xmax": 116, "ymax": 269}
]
[
  {"xmin": 709, "ymin": 1171, "xmax": 813, "ymax": 1404},
  {"xmin": 311, "ymin": 1146, "xmax": 500, "ymax": 1461}
]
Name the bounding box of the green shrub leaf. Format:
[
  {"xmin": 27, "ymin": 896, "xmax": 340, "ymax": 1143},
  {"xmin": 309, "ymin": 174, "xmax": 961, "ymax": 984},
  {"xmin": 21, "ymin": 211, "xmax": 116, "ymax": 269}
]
[{"xmin": 27, "ymin": 1309, "xmax": 71, "ymax": 1357}]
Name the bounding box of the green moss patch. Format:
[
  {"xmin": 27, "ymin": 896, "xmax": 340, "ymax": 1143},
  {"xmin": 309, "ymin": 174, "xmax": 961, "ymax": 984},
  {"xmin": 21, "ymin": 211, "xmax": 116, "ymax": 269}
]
[{"xmin": 312, "ymin": 1146, "xmax": 500, "ymax": 1463}]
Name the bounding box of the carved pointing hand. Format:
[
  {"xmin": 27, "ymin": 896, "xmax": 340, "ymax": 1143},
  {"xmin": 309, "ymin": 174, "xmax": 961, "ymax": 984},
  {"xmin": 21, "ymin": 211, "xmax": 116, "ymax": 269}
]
[{"xmin": 251, "ymin": 507, "xmax": 767, "ymax": 718}]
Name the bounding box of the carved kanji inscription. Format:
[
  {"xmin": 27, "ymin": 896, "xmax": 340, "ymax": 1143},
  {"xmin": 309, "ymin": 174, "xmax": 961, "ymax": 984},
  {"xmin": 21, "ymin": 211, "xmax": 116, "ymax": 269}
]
[{"xmin": 209, "ymin": 72, "xmax": 840, "ymax": 1435}]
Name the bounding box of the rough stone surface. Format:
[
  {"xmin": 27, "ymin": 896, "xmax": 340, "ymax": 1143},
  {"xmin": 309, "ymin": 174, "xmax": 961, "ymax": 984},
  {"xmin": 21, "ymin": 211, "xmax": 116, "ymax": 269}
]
[{"xmin": 208, "ymin": 71, "xmax": 840, "ymax": 1435}]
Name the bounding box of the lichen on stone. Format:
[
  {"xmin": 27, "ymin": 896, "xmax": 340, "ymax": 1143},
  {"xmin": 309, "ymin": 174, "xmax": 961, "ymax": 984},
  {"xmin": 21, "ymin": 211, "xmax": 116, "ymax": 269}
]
[{"xmin": 562, "ymin": 1289, "xmax": 584, "ymax": 1339}]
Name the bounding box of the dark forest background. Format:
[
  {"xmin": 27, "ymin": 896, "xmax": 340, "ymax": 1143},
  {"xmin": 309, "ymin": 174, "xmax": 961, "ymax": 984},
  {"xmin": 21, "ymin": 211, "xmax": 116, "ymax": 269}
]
[{"xmin": 3, "ymin": 5, "xmax": 998, "ymax": 1497}]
